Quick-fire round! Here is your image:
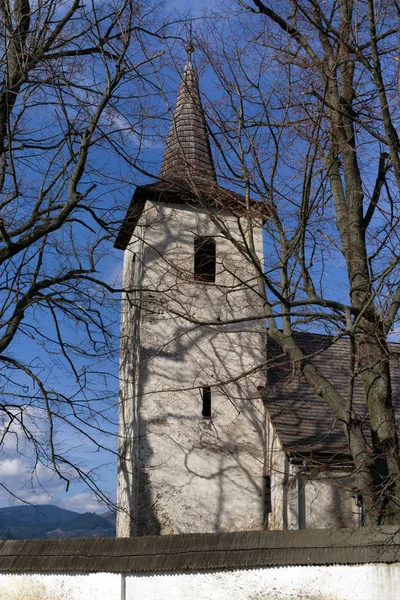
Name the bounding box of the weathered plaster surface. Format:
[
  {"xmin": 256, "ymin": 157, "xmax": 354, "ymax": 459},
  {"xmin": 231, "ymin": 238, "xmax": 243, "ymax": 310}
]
[
  {"xmin": 127, "ymin": 564, "xmax": 400, "ymax": 600},
  {"xmin": 1, "ymin": 565, "xmax": 400, "ymax": 600},
  {"xmin": 261, "ymin": 411, "xmax": 359, "ymax": 530},
  {"xmin": 117, "ymin": 201, "xmax": 266, "ymax": 536},
  {"xmin": 304, "ymin": 471, "xmax": 359, "ymax": 529},
  {"xmin": 0, "ymin": 573, "xmax": 120, "ymax": 600},
  {"xmin": 116, "ymin": 198, "xmax": 362, "ymax": 537}
]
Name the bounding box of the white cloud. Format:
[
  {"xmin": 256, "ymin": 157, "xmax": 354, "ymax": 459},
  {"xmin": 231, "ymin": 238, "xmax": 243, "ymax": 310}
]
[
  {"xmin": 0, "ymin": 406, "xmax": 116, "ymax": 514},
  {"xmin": 0, "ymin": 406, "xmax": 49, "ymax": 452},
  {"xmin": 105, "ymin": 112, "xmax": 164, "ymax": 149},
  {"xmin": 0, "ymin": 477, "xmax": 112, "ymax": 514},
  {"xmin": 103, "ymin": 253, "xmax": 123, "ymax": 288},
  {"xmin": 23, "ymin": 492, "xmax": 58, "ymax": 506},
  {"xmin": 59, "ymin": 492, "xmax": 107, "ymax": 514},
  {"xmin": 0, "ymin": 458, "xmax": 24, "ymax": 477},
  {"xmin": 17, "ymin": 491, "xmax": 106, "ymax": 514}
]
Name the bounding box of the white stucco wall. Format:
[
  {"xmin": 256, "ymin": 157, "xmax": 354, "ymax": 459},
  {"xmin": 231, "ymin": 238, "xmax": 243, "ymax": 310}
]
[
  {"xmin": 116, "ymin": 197, "xmax": 360, "ymax": 537},
  {"xmin": 2, "ymin": 564, "xmax": 400, "ymax": 600},
  {"xmin": 0, "ymin": 572, "xmax": 120, "ymax": 600},
  {"xmin": 117, "ymin": 200, "xmax": 267, "ymax": 537},
  {"xmin": 127, "ymin": 564, "xmax": 400, "ymax": 600},
  {"xmin": 264, "ymin": 416, "xmax": 359, "ymax": 531}
]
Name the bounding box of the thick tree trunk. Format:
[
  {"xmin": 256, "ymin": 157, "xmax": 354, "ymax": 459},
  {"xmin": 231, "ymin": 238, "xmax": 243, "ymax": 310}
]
[
  {"xmin": 324, "ymin": 3, "xmax": 400, "ymax": 523},
  {"xmin": 356, "ymin": 324, "xmax": 400, "ymax": 523},
  {"xmin": 250, "ymin": 0, "xmax": 400, "ymax": 524}
]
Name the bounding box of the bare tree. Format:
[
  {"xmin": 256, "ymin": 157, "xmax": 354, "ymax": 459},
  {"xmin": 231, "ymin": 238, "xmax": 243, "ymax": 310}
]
[
  {"xmin": 183, "ymin": 0, "xmax": 400, "ymax": 525},
  {"xmin": 0, "ymin": 0, "xmax": 170, "ymax": 506}
]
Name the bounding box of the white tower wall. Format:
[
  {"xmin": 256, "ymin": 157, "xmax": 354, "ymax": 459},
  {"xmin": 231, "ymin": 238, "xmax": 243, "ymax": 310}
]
[{"xmin": 117, "ymin": 199, "xmax": 266, "ymax": 536}]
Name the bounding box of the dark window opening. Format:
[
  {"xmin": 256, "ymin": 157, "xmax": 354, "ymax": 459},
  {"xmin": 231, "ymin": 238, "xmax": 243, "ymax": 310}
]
[
  {"xmin": 296, "ymin": 476, "xmax": 306, "ymax": 530},
  {"xmin": 202, "ymin": 386, "xmax": 212, "ymax": 418},
  {"xmin": 263, "ymin": 475, "xmax": 272, "ymax": 513},
  {"xmin": 263, "ymin": 474, "xmax": 272, "ymax": 529},
  {"xmin": 353, "ymin": 492, "xmax": 365, "ymax": 527},
  {"xmin": 194, "ymin": 237, "xmax": 216, "ymax": 283}
]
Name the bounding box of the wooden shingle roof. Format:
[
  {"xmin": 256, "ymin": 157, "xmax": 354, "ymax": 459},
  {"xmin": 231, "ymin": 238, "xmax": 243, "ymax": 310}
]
[
  {"xmin": 160, "ymin": 49, "xmax": 216, "ymax": 185},
  {"xmin": 263, "ymin": 332, "xmax": 400, "ymax": 458},
  {"xmin": 114, "ymin": 47, "xmax": 271, "ymax": 250}
]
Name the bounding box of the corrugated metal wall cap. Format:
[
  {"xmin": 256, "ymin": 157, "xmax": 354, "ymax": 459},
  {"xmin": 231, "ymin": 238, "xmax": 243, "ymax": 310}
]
[{"xmin": 1, "ymin": 527, "xmax": 400, "ymax": 573}]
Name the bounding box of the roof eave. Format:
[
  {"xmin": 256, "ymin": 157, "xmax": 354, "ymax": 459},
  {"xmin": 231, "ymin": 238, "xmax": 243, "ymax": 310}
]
[
  {"xmin": 286, "ymin": 450, "xmax": 353, "ymax": 466},
  {"xmin": 114, "ymin": 186, "xmax": 148, "ymax": 251},
  {"xmin": 115, "ymin": 182, "xmax": 267, "ymax": 251}
]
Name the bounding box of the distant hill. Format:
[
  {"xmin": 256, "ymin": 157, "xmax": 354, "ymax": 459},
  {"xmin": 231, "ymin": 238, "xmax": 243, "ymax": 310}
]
[{"xmin": 0, "ymin": 505, "xmax": 115, "ymax": 539}]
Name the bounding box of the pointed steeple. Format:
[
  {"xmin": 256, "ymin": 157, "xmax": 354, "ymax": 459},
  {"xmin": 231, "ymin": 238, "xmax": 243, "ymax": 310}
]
[{"xmin": 160, "ymin": 45, "xmax": 216, "ymax": 186}]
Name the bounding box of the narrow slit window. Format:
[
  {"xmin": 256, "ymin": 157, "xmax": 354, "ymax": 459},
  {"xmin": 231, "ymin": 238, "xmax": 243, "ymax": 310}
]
[
  {"xmin": 194, "ymin": 237, "xmax": 216, "ymax": 282},
  {"xmin": 296, "ymin": 476, "xmax": 306, "ymax": 530},
  {"xmin": 202, "ymin": 386, "xmax": 212, "ymax": 418},
  {"xmin": 263, "ymin": 475, "xmax": 272, "ymax": 517}
]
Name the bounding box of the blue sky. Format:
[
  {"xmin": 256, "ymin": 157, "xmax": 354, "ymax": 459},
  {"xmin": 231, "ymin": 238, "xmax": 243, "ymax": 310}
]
[
  {"xmin": 167, "ymin": 0, "xmax": 218, "ymax": 14},
  {"xmin": 3, "ymin": 0, "xmax": 399, "ymax": 516},
  {"xmin": 0, "ymin": 0, "xmax": 338, "ymax": 514},
  {"xmin": 0, "ymin": 0, "xmax": 197, "ymax": 512},
  {"xmin": 0, "ymin": 16, "xmax": 165, "ymax": 514}
]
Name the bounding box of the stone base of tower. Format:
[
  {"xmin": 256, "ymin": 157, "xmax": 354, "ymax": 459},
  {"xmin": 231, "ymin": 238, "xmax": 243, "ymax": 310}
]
[{"xmin": 116, "ymin": 370, "xmax": 267, "ymax": 537}]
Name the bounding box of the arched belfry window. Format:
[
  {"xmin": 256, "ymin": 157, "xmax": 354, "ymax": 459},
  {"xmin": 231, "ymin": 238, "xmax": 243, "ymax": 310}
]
[{"xmin": 194, "ymin": 236, "xmax": 216, "ymax": 283}]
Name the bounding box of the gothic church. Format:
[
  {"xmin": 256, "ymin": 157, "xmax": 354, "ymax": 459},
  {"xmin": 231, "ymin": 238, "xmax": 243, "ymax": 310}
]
[{"xmin": 114, "ymin": 47, "xmax": 367, "ymax": 537}]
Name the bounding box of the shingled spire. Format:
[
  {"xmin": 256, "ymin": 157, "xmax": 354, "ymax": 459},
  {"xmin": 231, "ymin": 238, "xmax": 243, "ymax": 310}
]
[
  {"xmin": 159, "ymin": 45, "xmax": 216, "ymax": 186},
  {"xmin": 115, "ymin": 44, "xmax": 265, "ymax": 252}
]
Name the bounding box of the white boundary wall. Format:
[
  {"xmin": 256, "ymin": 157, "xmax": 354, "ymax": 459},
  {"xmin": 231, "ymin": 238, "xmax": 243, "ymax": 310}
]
[
  {"xmin": 1, "ymin": 563, "xmax": 400, "ymax": 600},
  {"xmin": 0, "ymin": 573, "xmax": 120, "ymax": 600}
]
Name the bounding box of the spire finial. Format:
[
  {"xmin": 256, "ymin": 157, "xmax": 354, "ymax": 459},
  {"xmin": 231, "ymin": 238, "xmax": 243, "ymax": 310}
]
[
  {"xmin": 185, "ymin": 20, "xmax": 194, "ymax": 63},
  {"xmin": 159, "ymin": 17, "xmax": 216, "ymax": 186}
]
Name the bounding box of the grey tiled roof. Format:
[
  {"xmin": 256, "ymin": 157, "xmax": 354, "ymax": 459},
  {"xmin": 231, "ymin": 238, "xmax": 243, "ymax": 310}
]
[
  {"xmin": 160, "ymin": 56, "xmax": 216, "ymax": 185},
  {"xmin": 1, "ymin": 527, "xmax": 400, "ymax": 572},
  {"xmin": 263, "ymin": 332, "xmax": 400, "ymax": 458}
]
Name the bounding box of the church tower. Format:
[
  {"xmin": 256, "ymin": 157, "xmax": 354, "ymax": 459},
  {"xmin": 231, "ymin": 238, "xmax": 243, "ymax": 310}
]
[{"xmin": 115, "ymin": 47, "xmax": 266, "ymax": 537}]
